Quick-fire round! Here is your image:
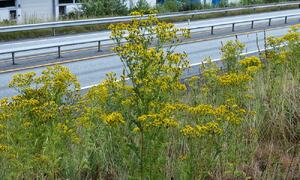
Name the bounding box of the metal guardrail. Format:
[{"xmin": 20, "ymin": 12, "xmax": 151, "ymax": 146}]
[
  {"xmin": 0, "ymin": 1, "xmax": 299, "ymax": 33},
  {"xmin": 190, "ymin": 13, "xmax": 300, "ymax": 34},
  {"xmin": 0, "ymin": 12, "xmax": 299, "ymax": 65}
]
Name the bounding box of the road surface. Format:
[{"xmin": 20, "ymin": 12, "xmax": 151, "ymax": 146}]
[
  {"xmin": 0, "ymin": 8, "xmax": 299, "ymax": 59},
  {"xmin": 0, "ymin": 26, "xmax": 292, "ymax": 98}
]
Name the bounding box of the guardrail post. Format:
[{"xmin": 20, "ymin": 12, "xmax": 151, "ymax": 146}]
[
  {"xmin": 52, "ymin": 28, "xmax": 56, "ymax": 36},
  {"xmin": 58, "ymin": 46, "xmax": 61, "ymax": 58},
  {"xmin": 268, "ymin": 18, "xmax": 272, "ymax": 26},
  {"xmin": 251, "ymin": 21, "xmax": 254, "ymax": 29},
  {"xmin": 211, "ymin": 26, "xmax": 214, "ymax": 35},
  {"xmin": 285, "ymin": 16, "xmax": 288, "ymax": 24},
  {"xmin": 98, "ymin": 41, "xmax": 101, "ymax": 52},
  {"xmin": 232, "ymin": 23, "xmax": 235, "ymax": 32},
  {"xmin": 12, "ymin": 52, "xmax": 15, "ymax": 65}
]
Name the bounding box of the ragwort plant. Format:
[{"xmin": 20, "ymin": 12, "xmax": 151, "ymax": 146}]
[
  {"xmin": 82, "ymin": 11, "xmax": 191, "ymax": 179},
  {"xmin": 82, "ymin": 12, "xmax": 257, "ymax": 179},
  {"xmin": 0, "ymin": 66, "xmax": 84, "ymax": 178},
  {"xmin": 181, "ymin": 40, "xmax": 263, "ymax": 179}
]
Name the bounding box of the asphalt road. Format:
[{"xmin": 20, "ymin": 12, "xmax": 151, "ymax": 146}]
[
  {"xmin": 0, "ymin": 26, "xmax": 292, "ymax": 99},
  {"xmin": 0, "ymin": 8, "xmax": 299, "ymax": 59}
]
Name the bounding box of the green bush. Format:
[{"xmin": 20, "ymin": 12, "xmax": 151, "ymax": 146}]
[{"xmin": 80, "ymin": 0, "xmax": 128, "ymax": 17}]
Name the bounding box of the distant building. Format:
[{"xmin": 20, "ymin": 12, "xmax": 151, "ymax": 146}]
[
  {"xmin": 127, "ymin": 0, "xmax": 157, "ymax": 9},
  {"xmin": 0, "ymin": 0, "xmax": 240, "ymax": 23},
  {"xmin": 0, "ymin": 0, "xmax": 81, "ymax": 23},
  {"xmin": 1, "ymin": 0, "xmax": 154, "ymax": 23}
]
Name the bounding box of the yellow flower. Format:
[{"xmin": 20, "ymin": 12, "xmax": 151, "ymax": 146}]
[
  {"xmin": 218, "ymin": 73, "xmax": 253, "ymax": 86},
  {"xmin": 239, "ymin": 56, "xmax": 263, "ymax": 74},
  {"xmin": 162, "ymin": 118, "xmax": 179, "ymax": 127},
  {"xmin": 71, "ymin": 134, "xmax": 81, "ymax": 144},
  {"xmin": 102, "ymin": 112, "xmax": 125, "ymax": 126},
  {"xmin": 130, "ymin": 11, "xmax": 143, "ymax": 16},
  {"xmin": 133, "ymin": 127, "xmax": 141, "ymax": 133},
  {"xmin": 0, "ymin": 124, "xmax": 5, "ymax": 129},
  {"xmin": 246, "ymin": 66, "xmax": 260, "ymax": 73},
  {"xmin": 176, "ymin": 83, "xmax": 187, "ymax": 91},
  {"xmin": 239, "ymin": 56, "xmax": 262, "ymax": 68},
  {"xmin": 181, "ymin": 125, "xmax": 195, "ymax": 136},
  {"xmin": 232, "ymin": 104, "xmax": 238, "ymax": 108},
  {"xmin": 181, "ymin": 122, "xmax": 222, "ymax": 137},
  {"xmin": 138, "ymin": 115, "xmax": 148, "ymax": 122},
  {"xmin": 57, "ymin": 123, "xmax": 69, "ymax": 133},
  {"xmin": 23, "ymin": 121, "xmax": 32, "ymax": 127},
  {"xmin": 188, "ymin": 104, "xmax": 214, "ymax": 115},
  {"xmin": 0, "ymin": 144, "xmax": 10, "ymax": 152},
  {"xmin": 179, "ymin": 155, "xmax": 188, "ymax": 161}
]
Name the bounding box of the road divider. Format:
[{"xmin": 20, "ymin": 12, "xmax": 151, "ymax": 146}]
[
  {"xmin": 0, "ymin": 1, "xmax": 299, "ymax": 34},
  {"xmin": 1, "ymin": 13, "xmax": 299, "ymax": 66}
]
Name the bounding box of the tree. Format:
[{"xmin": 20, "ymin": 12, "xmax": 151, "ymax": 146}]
[
  {"xmin": 80, "ymin": 0, "xmax": 128, "ymax": 17},
  {"xmin": 132, "ymin": 0, "xmax": 152, "ymax": 12}
]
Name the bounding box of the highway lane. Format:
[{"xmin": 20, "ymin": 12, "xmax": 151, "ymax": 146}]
[
  {"xmin": 0, "ymin": 21, "xmax": 298, "ymax": 70},
  {"xmin": 0, "ymin": 8, "xmax": 299, "ymax": 59},
  {"xmin": 0, "ymin": 26, "xmax": 291, "ymax": 99}
]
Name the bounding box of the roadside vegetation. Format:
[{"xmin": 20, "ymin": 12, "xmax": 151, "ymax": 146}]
[{"xmin": 0, "ymin": 12, "xmax": 299, "ymax": 179}]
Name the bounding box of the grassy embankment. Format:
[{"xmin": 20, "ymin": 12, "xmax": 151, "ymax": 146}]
[{"xmin": 0, "ymin": 13, "xmax": 299, "ymax": 179}]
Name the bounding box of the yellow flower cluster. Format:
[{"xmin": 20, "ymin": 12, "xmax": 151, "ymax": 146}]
[
  {"xmin": 181, "ymin": 122, "xmax": 222, "ymax": 137},
  {"xmin": 8, "ymin": 72, "xmax": 36, "ymax": 88},
  {"xmin": 0, "ymin": 124, "xmax": 5, "ymax": 129},
  {"xmin": 0, "ymin": 98, "xmax": 8, "ymax": 107},
  {"xmin": 57, "ymin": 123, "xmax": 72, "ymax": 134},
  {"xmin": 283, "ymin": 29, "xmax": 300, "ymax": 42},
  {"xmin": 102, "ymin": 112, "xmax": 125, "ymax": 126},
  {"xmin": 132, "ymin": 127, "xmax": 141, "ymax": 133},
  {"xmin": 188, "ymin": 104, "xmax": 214, "ymax": 116},
  {"xmin": 138, "ymin": 113, "xmax": 179, "ymax": 128},
  {"xmin": 239, "ymin": 56, "xmax": 263, "ymax": 73},
  {"xmin": 153, "ymin": 102, "xmax": 247, "ymax": 138},
  {"xmin": 12, "ymin": 98, "xmax": 39, "ymax": 107},
  {"xmin": 217, "ymin": 73, "xmax": 253, "ymax": 86},
  {"xmin": 166, "ymin": 103, "xmax": 246, "ymax": 124},
  {"xmin": 56, "ymin": 123, "xmax": 80, "ymax": 143},
  {"xmin": 23, "ymin": 120, "xmax": 32, "ymax": 127},
  {"xmin": 76, "ymin": 115, "xmax": 93, "ymax": 129},
  {"xmin": 85, "ymin": 84, "xmax": 109, "ymax": 104},
  {"xmin": 130, "ymin": 11, "xmax": 143, "ymax": 16},
  {"xmin": 0, "ymin": 144, "xmax": 10, "ymax": 151},
  {"xmin": 151, "ymin": 118, "xmax": 179, "ymax": 128}
]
